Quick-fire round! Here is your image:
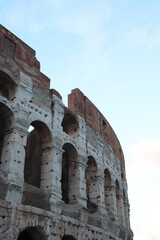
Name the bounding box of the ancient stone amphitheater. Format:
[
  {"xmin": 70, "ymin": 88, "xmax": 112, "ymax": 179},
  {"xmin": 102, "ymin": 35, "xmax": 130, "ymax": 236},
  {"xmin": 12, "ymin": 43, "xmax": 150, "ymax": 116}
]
[{"xmin": 0, "ymin": 25, "xmax": 133, "ymax": 240}]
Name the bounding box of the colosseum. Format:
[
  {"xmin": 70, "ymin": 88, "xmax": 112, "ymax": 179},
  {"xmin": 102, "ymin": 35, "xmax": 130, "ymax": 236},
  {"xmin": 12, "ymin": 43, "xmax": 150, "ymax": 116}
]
[{"xmin": 0, "ymin": 25, "xmax": 133, "ymax": 240}]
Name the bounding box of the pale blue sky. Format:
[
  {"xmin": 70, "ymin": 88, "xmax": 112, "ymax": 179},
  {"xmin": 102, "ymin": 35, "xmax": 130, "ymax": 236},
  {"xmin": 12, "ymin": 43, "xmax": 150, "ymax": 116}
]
[{"xmin": 1, "ymin": 1, "xmax": 160, "ymax": 239}]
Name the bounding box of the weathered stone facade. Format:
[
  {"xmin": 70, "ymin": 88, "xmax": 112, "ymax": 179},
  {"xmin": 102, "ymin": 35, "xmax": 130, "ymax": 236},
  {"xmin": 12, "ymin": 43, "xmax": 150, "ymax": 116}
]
[{"xmin": 0, "ymin": 25, "xmax": 133, "ymax": 240}]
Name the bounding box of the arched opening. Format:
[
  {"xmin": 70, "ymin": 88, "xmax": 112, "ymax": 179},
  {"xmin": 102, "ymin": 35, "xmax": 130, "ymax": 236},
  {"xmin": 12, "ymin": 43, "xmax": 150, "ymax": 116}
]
[
  {"xmin": 86, "ymin": 156, "xmax": 98, "ymax": 213},
  {"xmin": 121, "ymin": 171, "xmax": 125, "ymax": 185},
  {"xmin": 116, "ymin": 180, "xmax": 120, "ymax": 221},
  {"xmin": 0, "ymin": 102, "xmax": 14, "ymax": 172},
  {"xmin": 61, "ymin": 143, "xmax": 78, "ymax": 204},
  {"xmin": 17, "ymin": 226, "xmax": 46, "ymax": 240},
  {"xmin": 24, "ymin": 121, "xmax": 52, "ymax": 188},
  {"xmin": 104, "ymin": 169, "xmax": 112, "ymax": 211},
  {"xmin": 62, "ymin": 235, "xmax": 76, "ymax": 240},
  {"xmin": 0, "ymin": 113, "xmax": 5, "ymax": 161},
  {"xmin": 102, "ymin": 119, "xmax": 107, "ymax": 135},
  {"xmin": 0, "ymin": 70, "xmax": 16, "ymax": 100},
  {"xmin": 61, "ymin": 113, "xmax": 78, "ymax": 138}
]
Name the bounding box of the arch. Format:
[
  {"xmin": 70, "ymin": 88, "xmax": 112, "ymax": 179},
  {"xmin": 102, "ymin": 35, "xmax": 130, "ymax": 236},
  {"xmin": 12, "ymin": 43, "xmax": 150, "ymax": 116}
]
[
  {"xmin": 121, "ymin": 171, "xmax": 125, "ymax": 185},
  {"xmin": 61, "ymin": 143, "xmax": 78, "ymax": 204},
  {"xmin": 0, "ymin": 70, "xmax": 17, "ymax": 100},
  {"xmin": 116, "ymin": 180, "xmax": 120, "ymax": 221},
  {"xmin": 104, "ymin": 169, "xmax": 112, "ymax": 211},
  {"xmin": 0, "ymin": 102, "xmax": 14, "ymax": 170},
  {"xmin": 62, "ymin": 235, "xmax": 76, "ymax": 240},
  {"xmin": 85, "ymin": 156, "xmax": 99, "ymax": 213},
  {"xmin": 24, "ymin": 120, "xmax": 53, "ymax": 188},
  {"xmin": 61, "ymin": 113, "xmax": 78, "ymax": 137},
  {"xmin": 17, "ymin": 226, "xmax": 46, "ymax": 240}
]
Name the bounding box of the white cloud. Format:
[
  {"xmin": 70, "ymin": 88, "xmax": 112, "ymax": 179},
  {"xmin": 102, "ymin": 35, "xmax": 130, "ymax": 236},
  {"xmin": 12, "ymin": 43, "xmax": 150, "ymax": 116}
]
[
  {"xmin": 132, "ymin": 225, "xmax": 160, "ymax": 240},
  {"xmin": 127, "ymin": 138, "xmax": 160, "ymax": 177},
  {"xmin": 126, "ymin": 138, "xmax": 160, "ymax": 240}
]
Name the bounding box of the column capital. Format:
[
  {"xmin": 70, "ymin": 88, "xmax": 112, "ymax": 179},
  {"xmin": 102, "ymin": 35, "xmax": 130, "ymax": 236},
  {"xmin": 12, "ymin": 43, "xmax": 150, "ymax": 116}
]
[
  {"xmin": 51, "ymin": 144, "xmax": 64, "ymax": 154},
  {"xmin": 76, "ymin": 161, "xmax": 87, "ymax": 169}
]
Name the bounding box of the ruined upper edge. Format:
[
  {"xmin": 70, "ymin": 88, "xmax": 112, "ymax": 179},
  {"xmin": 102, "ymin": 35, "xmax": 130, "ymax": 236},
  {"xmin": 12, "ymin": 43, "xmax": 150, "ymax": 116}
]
[
  {"xmin": 0, "ymin": 24, "xmax": 35, "ymax": 56},
  {"xmin": 0, "ymin": 24, "xmax": 125, "ymax": 170}
]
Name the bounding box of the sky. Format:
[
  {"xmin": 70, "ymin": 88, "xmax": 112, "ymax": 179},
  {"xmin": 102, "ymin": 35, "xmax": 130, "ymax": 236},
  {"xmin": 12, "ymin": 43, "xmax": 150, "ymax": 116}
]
[{"xmin": 0, "ymin": 0, "xmax": 160, "ymax": 239}]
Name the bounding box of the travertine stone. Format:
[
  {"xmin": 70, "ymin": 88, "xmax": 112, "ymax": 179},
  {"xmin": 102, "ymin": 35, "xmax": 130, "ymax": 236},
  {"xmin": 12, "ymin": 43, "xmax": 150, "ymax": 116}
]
[{"xmin": 0, "ymin": 25, "xmax": 133, "ymax": 240}]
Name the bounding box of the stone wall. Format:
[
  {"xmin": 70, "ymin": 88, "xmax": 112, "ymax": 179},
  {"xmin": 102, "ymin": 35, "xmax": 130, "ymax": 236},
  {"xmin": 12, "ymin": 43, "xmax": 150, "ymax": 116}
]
[{"xmin": 0, "ymin": 25, "xmax": 133, "ymax": 240}]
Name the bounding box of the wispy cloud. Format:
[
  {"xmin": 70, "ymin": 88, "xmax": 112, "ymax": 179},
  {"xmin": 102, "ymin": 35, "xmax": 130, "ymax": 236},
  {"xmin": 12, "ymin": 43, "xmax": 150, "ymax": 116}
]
[
  {"xmin": 124, "ymin": 24, "xmax": 160, "ymax": 50},
  {"xmin": 0, "ymin": 0, "xmax": 111, "ymax": 51},
  {"xmin": 0, "ymin": 0, "xmax": 112, "ymax": 87},
  {"xmin": 52, "ymin": 0, "xmax": 111, "ymax": 52}
]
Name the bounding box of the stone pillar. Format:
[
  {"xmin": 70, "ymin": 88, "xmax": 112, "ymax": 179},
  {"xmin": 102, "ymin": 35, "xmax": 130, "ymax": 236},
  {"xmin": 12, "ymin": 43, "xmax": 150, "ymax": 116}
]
[
  {"xmin": 118, "ymin": 191, "xmax": 125, "ymax": 226},
  {"xmin": 0, "ymin": 126, "xmax": 27, "ymax": 203},
  {"xmin": 41, "ymin": 143, "xmax": 64, "ymax": 206},
  {"xmin": 96, "ymin": 175, "xmax": 105, "ymax": 208},
  {"xmin": 105, "ymin": 186, "xmax": 115, "ymax": 213},
  {"xmin": 111, "ymin": 185, "xmax": 117, "ymax": 221},
  {"xmin": 70, "ymin": 158, "xmax": 87, "ymax": 207}
]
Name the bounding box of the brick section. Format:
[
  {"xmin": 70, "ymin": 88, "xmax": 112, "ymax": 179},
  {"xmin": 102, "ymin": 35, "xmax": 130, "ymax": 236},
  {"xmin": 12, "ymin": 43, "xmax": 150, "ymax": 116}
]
[
  {"xmin": 68, "ymin": 88, "xmax": 86, "ymax": 119},
  {"xmin": 0, "ymin": 24, "xmax": 50, "ymax": 94},
  {"xmin": 68, "ymin": 88, "xmax": 125, "ymax": 169},
  {"xmin": 50, "ymin": 89, "xmax": 62, "ymax": 99},
  {"xmin": 2, "ymin": 36, "xmax": 16, "ymax": 58}
]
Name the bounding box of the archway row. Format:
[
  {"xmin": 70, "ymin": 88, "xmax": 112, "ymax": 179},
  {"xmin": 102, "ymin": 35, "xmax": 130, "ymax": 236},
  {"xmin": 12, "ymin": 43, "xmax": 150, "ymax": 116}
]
[
  {"xmin": 0, "ymin": 101, "xmax": 54, "ymax": 188},
  {"xmin": 17, "ymin": 227, "xmax": 76, "ymax": 240},
  {"xmin": 0, "ymin": 101, "xmax": 127, "ymax": 222}
]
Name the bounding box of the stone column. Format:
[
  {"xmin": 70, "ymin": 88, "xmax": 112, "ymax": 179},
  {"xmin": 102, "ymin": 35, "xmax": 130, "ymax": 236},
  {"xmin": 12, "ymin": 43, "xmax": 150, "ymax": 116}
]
[
  {"xmin": 118, "ymin": 191, "xmax": 125, "ymax": 226},
  {"xmin": 111, "ymin": 185, "xmax": 117, "ymax": 221},
  {"xmin": 105, "ymin": 186, "xmax": 115, "ymax": 213},
  {"xmin": 96, "ymin": 175, "xmax": 105, "ymax": 208},
  {"xmin": 41, "ymin": 143, "xmax": 64, "ymax": 206},
  {"xmin": 1, "ymin": 126, "xmax": 28, "ymax": 203},
  {"xmin": 70, "ymin": 158, "xmax": 87, "ymax": 207}
]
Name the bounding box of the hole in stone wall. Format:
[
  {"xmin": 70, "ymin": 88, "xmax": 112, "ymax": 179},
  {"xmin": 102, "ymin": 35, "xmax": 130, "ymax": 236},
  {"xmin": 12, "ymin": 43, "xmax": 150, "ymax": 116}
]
[
  {"xmin": 116, "ymin": 180, "xmax": 120, "ymax": 221},
  {"xmin": 61, "ymin": 113, "xmax": 78, "ymax": 137},
  {"xmin": 17, "ymin": 226, "xmax": 46, "ymax": 240},
  {"xmin": 61, "ymin": 151, "xmax": 69, "ymax": 204},
  {"xmin": 24, "ymin": 127, "xmax": 42, "ymax": 188},
  {"xmin": 121, "ymin": 171, "xmax": 125, "ymax": 184},
  {"xmin": 123, "ymin": 189, "xmax": 126, "ymax": 201},
  {"xmin": 62, "ymin": 235, "xmax": 76, "ymax": 240},
  {"xmin": 24, "ymin": 121, "xmax": 52, "ymax": 188},
  {"xmin": 102, "ymin": 120, "xmax": 106, "ymax": 126},
  {"xmin": 28, "ymin": 125, "xmax": 34, "ymax": 132},
  {"xmin": 102, "ymin": 119, "xmax": 108, "ymax": 137},
  {"xmin": 61, "ymin": 143, "xmax": 78, "ymax": 204},
  {"xmin": 116, "ymin": 180, "xmax": 120, "ymax": 200},
  {"xmin": 0, "ymin": 116, "xmax": 4, "ymax": 161},
  {"xmin": 104, "ymin": 169, "xmax": 111, "ymax": 210},
  {"xmin": 0, "ymin": 70, "xmax": 16, "ymax": 100}
]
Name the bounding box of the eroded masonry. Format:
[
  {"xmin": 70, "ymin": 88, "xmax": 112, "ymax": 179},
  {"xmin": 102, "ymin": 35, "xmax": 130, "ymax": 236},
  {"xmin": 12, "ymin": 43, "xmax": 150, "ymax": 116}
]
[{"xmin": 0, "ymin": 25, "xmax": 133, "ymax": 240}]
